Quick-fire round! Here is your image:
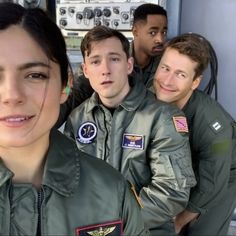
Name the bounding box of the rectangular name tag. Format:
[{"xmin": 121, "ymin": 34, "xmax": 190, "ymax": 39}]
[{"xmin": 122, "ymin": 133, "xmax": 144, "ymax": 149}]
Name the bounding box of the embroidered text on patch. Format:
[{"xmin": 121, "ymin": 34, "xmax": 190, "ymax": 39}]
[
  {"xmin": 122, "ymin": 134, "xmax": 144, "ymax": 149},
  {"xmin": 173, "ymin": 116, "xmax": 189, "ymax": 133}
]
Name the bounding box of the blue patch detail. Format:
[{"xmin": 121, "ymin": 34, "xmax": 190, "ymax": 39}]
[
  {"xmin": 76, "ymin": 122, "xmax": 97, "ymax": 144},
  {"xmin": 122, "ymin": 133, "xmax": 144, "ymax": 149}
]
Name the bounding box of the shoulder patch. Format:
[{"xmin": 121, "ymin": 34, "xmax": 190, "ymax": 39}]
[
  {"xmin": 173, "ymin": 116, "xmax": 189, "ymax": 133},
  {"xmin": 210, "ymin": 120, "xmax": 223, "ymax": 134},
  {"xmin": 76, "ymin": 122, "xmax": 97, "ymax": 144},
  {"xmin": 76, "ymin": 220, "xmax": 123, "ymax": 236}
]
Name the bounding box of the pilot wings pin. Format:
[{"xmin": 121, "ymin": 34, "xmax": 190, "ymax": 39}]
[{"xmin": 76, "ymin": 220, "xmax": 123, "ymax": 236}]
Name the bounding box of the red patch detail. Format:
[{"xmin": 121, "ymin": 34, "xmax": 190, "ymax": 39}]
[{"xmin": 173, "ymin": 116, "xmax": 189, "ymax": 133}]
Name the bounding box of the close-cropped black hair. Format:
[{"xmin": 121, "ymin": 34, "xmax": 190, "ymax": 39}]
[
  {"xmin": 80, "ymin": 25, "xmax": 130, "ymax": 59},
  {"xmin": 133, "ymin": 3, "xmax": 167, "ymax": 25},
  {"xmin": 0, "ymin": 2, "xmax": 69, "ymax": 87}
]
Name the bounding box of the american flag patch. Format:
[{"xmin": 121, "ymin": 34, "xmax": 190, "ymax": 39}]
[{"xmin": 173, "ymin": 116, "xmax": 189, "ymax": 133}]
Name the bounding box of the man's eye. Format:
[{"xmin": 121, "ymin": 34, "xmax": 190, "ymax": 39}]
[
  {"xmin": 163, "ymin": 30, "xmax": 167, "ymax": 36},
  {"xmin": 111, "ymin": 57, "xmax": 120, "ymax": 62},
  {"xmin": 161, "ymin": 66, "xmax": 168, "ymax": 71},
  {"xmin": 176, "ymin": 73, "xmax": 186, "ymax": 79},
  {"xmin": 91, "ymin": 60, "xmax": 99, "ymax": 65},
  {"xmin": 150, "ymin": 31, "xmax": 157, "ymax": 36}
]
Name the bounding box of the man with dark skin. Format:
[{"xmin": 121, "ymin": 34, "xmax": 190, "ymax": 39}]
[{"xmin": 56, "ymin": 3, "xmax": 167, "ymax": 127}]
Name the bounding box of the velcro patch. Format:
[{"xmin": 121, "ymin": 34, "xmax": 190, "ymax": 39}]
[
  {"xmin": 76, "ymin": 122, "xmax": 97, "ymax": 144},
  {"xmin": 122, "ymin": 133, "xmax": 144, "ymax": 149},
  {"xmin": 210, "ymin": 120, "xmax": 223, "ymax": 133},
  {"xmin": 76, "ymin": 220, "xmax": 123, "ymax": 236},
  {"xmin": 173, "ymin": 116, "xmax": 189, "ymax": 133}
]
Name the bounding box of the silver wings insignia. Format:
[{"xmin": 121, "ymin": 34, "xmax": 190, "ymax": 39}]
[{"xmin": 87, "ymin": 226, "xmax": 116, "ymax": 236}]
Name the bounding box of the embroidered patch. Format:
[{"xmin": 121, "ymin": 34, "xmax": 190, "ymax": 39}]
[
  {"xmin": 122, "ymin": 133, "xmax": 144, "ymax": 149},
  {"xmin": 76, "ymin": 122, "xmax": 97, "ymax": 144},
  {"xmin": 76, "ymin": 220, "xmax": 123, "ymax": 236},
  {"xmin": 173, "ymin": 116, "xmax": 189, "ymax": 133},
  {"xmin": 210, "ymin": 120, "xmax": 223, "ymax": 133}
]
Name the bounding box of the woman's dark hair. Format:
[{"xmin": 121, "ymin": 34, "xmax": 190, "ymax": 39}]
[{"xmin": 0, "ymin": 2, "xmax": 69, "ymax": 87}]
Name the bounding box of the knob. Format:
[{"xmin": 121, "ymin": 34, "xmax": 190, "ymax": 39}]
[
  {"xmin": 113, "ymin": 8, "xmax": 119, "ymax": 14},
  {"xmin": 83, "ymin": 8, "xmax": 94, "ymax": 19},
  {"xmin": 68, "ymin": 8, "xmax": 75, "ymax": 14},
  {"xmin": 59, "ymin": 19, "xmax": 67, "ymax": 27},
  {"xmin": 114, "ymin": 21, "xmax": 119, "ymax": 27},
  {"xmin": 76, "ymin": 13, "xmax": 83, "ymax": 20},
  {"xmin": 104, "ymin": 21, "xmax": 110, "ymax": 27},
  {"xmin": 94, "ymin": 8, "xmax": 102, "ymax": 17},
  {"xmin": 122, "ymin": 13, "xmax": 129, "ymax": 20},
  {"xmin": 95, "ymin": 20, "xmax": 102, "ymax": 26},
  {"xmin": 103, "ymin": 8, "xmax": 111, "ymax": 17},
  {"xmin": 59, "ymin": 8, "xmax": 66, "ymax": 15}
]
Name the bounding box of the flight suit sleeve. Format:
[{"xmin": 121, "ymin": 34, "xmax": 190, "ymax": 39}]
[
  {"xmin": 186, "ymin": 120, "xmax": 235, "ymax": 214},
  {"xmin": 122, "ymin": 181, "xmax": 150, "ymax": 236},
  {"xmin": 55, "ymin": 74, "xmax": 93, "ymax": 128},
  {"xmin": 140, "ymin": 107, "xmax": 196, "ymax": 228}
]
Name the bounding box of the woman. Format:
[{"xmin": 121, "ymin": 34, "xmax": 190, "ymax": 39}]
[{"xmin": 0, "ymin": 2, "xmax": 148, "ymax": 235}]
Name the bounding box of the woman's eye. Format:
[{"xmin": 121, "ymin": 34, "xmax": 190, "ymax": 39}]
[{"xmin": 27, "ymin": 73, "xmax": 48, "ymax": 80}]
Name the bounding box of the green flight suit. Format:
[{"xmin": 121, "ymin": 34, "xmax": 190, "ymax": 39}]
[
  {"xmin": 181, "ymin": 90, "xmax": 236, "ymax": 235},
  {"xmin": 0, "ymin": 129, "xmax": 149, "ymax": 236},
  {"xmin": 64, "ymin": 78, "xmax": 196, "ymax": 235}
]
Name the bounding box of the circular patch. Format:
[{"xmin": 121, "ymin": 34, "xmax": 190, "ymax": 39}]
[{"xmin": 76, "ymin": 122, "xmax": 97, "ymax": 144}]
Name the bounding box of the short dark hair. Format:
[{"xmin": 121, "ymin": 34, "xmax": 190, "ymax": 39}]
[
  {"xmin": 80, "ymin": 26, "xmax": 130, "ymax": 59},
  {"xmin": 0, "ymin": 2, "xmax": 69, "ymax": 87},
  {"xmin": 165, "ymin": 33, "xmax": 210, "ymax": 79},
  {"xmin": 133, "ymin": 3, "xmax": 167, "ymax": 25}
]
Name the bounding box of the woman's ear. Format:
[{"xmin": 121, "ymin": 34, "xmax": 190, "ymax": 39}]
[{"xmin": 60, "ymin": 85, "xmax": 71, "ymax": 104}]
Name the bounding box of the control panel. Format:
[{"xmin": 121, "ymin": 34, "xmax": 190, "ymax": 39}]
[
  {"xmin": 56, "ymin": 0, "xmax": 166, "ymax": 34},
  {"xmin": 56, "ymin": 0, "xmax": 166, "ymax": 67},
  {"xmin": 56, "ymin": 1, "xmax": 148, "ymax": 32}
]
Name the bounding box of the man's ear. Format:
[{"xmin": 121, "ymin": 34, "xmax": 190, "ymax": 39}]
[
  {"xmin": 81, "ymin": 62, "xmax": 89, "ymax": 79},
  {"xmin": 191, "ymin": 75, "xmax": 202, "ymax": 91},
  {"xmin": 127, "ymin": 57, "xmax": 134, "ymax": 75},
  {"xmin": 132, "ymin": 25, "xmax": 138, "ymax": 37}
]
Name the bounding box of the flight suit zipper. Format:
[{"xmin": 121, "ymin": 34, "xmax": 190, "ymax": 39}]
[{"xmin": 36, "ymin": 188, "xmax": 44, "ymax": 236}]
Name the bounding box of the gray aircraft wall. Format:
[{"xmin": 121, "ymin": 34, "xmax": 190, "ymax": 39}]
[{"xmin": 179, "ymin": 0, "xmax": 236, "ymax": 120}]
